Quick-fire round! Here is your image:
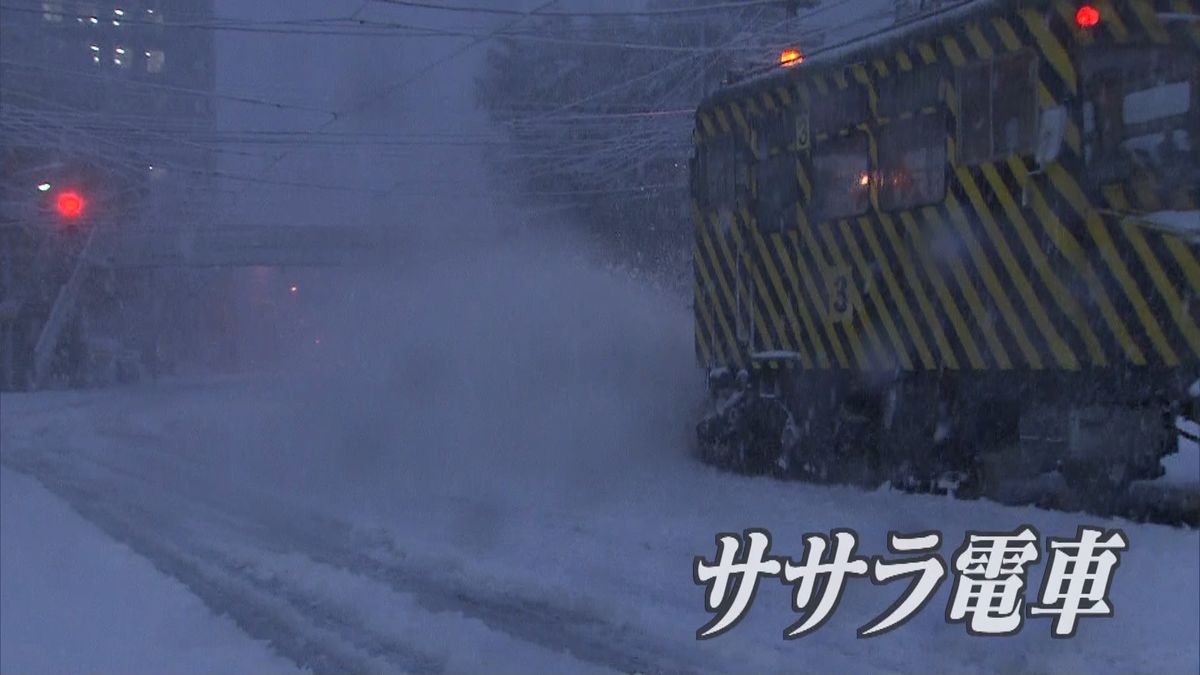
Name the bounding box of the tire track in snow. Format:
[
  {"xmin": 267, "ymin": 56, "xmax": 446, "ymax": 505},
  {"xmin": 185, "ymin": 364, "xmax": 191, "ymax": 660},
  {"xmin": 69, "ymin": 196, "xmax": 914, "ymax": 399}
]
[
  {"xmin": 1, "ymin": 448, "xmax": 704, "ymax": 674},
  {"xmin": 193, "ymin": 547, "xmax": 448, "ymax": 674},
  {"xmin": 266, "ymin": 525, "xmax": 695, "ymax": 675},
  {"xmin": 1, "ymin": 454, "xmax": 442, "ymax": 675}
]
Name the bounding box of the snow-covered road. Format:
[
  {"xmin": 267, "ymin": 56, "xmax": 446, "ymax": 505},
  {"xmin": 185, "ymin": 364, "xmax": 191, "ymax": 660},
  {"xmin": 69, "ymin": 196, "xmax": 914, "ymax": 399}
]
[
  {"xmin": 2, "ymin": 382, "xmax": 646, "ymax": 674},
  {"xmin": 3, "ymin": 375, "xmax": 1197, "ymax": 674},
  {"xmin": 0, "ymin": 467, "xmax": 301, "ymax": 675}
]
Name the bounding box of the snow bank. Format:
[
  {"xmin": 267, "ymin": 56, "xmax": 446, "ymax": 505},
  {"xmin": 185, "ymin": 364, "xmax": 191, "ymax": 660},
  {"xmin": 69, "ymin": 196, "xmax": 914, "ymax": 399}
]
[{"xmin": 1164, "ymin": 416, "xmax": 1200, "ymax": 485}]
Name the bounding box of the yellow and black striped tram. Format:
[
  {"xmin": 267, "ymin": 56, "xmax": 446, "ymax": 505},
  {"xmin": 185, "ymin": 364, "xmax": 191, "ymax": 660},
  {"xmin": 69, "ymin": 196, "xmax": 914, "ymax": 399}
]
[{"xmin": 690, "ymin": 0, "xmax": 1200, "ymax": 520}]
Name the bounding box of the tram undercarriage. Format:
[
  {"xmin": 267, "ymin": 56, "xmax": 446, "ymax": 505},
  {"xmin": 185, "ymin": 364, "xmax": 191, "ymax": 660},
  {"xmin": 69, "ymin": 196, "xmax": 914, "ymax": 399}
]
[{"xmin": 696, "ymin": 365, "xmax": 1198, "ymax": 526}]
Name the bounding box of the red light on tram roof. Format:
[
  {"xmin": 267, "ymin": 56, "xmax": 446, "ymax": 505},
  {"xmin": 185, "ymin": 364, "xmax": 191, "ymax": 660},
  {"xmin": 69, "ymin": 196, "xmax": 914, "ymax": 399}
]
[
  {"xmin": 55, "ymin": 190, "xmax": 85, "ymax": 219},
  {"xmin": 780, "ymin": 48, "xmax": 804, "ymax": 67},
  {"xmin": 1076, "ymin": 5, "xmax": 1100, "ymax": 28}
]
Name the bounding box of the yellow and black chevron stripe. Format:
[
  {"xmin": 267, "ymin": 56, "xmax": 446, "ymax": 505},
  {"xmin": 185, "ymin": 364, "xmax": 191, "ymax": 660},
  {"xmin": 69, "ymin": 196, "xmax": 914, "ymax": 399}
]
[{"xmin": 692, "ymin": 0, "xmax": 1200, "ymax": 374}]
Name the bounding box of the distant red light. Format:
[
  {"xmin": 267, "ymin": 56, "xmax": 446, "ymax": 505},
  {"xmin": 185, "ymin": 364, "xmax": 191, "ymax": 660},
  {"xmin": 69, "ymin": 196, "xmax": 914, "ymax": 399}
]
[
  {"xmin": 1076, "ymin": 5, "xmax": 1100, "ymax": 28},
  {"xmin": 55, "ymin": 190, "xmax": 85, "ymax": 219}
]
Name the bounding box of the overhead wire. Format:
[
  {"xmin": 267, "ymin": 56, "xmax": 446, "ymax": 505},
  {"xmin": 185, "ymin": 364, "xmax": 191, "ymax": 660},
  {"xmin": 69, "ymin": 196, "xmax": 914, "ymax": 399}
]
[
  {"xmin": 483, "ymin": 1, "xmax": 792, "ymax": 197},
  {"xmin": 0, "ymin": 59, "xmax": 339, "ymax": 120},
  {"xmin": 1, "ymin": 2, "xmax": 812, "ymax": 51},
  {"xmin": 2, "ymin": 0, "xmax": 884, "ymax": 225},
  {"xmin": 370, "ymin": 0, "xmax": 800, "ymax": 18},
  {"xmin": 2, "ymin": 0, "xmax": 786, "ymax": 248}
]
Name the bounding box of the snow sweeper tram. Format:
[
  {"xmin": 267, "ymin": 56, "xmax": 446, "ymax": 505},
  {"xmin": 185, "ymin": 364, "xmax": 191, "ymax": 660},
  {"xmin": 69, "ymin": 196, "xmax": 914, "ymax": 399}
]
[{"xmin": 689, "ymin": 0, "xmax": 1200, "ymax": 524}]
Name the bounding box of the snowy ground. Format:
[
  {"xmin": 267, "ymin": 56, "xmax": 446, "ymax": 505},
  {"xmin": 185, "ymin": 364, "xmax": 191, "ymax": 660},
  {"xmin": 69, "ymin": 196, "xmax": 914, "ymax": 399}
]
[
  {"xmin": 2, "ymin": 245, "xmax": 1198, "ymax": 674},
  {"xmin": 0, "ymin": 468, "xmax": 301, "ymax": 675}
]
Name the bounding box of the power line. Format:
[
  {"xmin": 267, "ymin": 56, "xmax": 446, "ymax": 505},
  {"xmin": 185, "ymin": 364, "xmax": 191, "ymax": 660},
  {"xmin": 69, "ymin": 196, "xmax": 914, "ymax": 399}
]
[
  {"xmin": 246, "ymin": 0, "xmax": 563, "ymax": 207},
  {"xmin": 0, "ymin": 59, "xmax": 339, "ymax": 120},
  {"xmin": 0, "ymin": 3, "xmax": 394, "ymax": 34},
  {"xmin": 1, "ymin": 102, "xmax": 380, "ymax": 195},
  {"xmin": 1, "ymin": 0, "xmax": 870, "ymax": 214},
  {"xmin": 357, "ymin": 17, "xmax": 739, "ymax": 52},
  {"xmin": 0, "ymin": 2, "xmax": 817, "ymax": 52},
  {"xmin": 371, "ymin": 0, "xmax": 800, "ymax": 18}
]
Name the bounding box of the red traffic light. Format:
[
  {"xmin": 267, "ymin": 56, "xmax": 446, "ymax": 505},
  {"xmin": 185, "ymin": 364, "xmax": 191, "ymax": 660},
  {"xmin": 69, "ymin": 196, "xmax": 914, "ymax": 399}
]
[
  {"xmin": 1076, "ymin": 5, "xmax": 1100, "ymax": 28},
  {"xmin": 55, "ymin": 190, "xmax": 85, "ymax": 219}
]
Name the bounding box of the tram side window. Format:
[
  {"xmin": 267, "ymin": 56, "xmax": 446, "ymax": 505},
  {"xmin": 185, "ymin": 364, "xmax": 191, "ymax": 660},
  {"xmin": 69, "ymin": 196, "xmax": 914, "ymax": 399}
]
[
  {"xmin": 812, "ymin": 133, "xmax": 870, "ymax": 222},
  {"xmin": 957, "ymin": 60, "xmax": 992, "ymax": 163},
  {"xmin": 758, "ymin": 108, "xmax": 796, "ymax": 156},
  {"xmin": 993, "ymin": 51, "xmax": 1039, "ymax": 157},
  {"xmin": 878, "ymin": 64, "xmax": 943, "ymax": 119},
  {"xmin": 878, "ymin": 113, "xmax": 947, "ymax": 211},
  {"xmin": 809, "ymin": 80, "xmax": 870, "ymax": 137},
  {"xmin": 955, "ymin": 49, "xmax": 1038, "ymax": 165},
  {"xmin": 1081, "ymin": 46, "xmax": 1198, "ymax": 184},
  {"xmin": 754, "ymin": 153, "xmax": 799, "ymax": 231},
  {"xmin": 703, "ymin": 137, "xmax": 736, "ymax": 208}
]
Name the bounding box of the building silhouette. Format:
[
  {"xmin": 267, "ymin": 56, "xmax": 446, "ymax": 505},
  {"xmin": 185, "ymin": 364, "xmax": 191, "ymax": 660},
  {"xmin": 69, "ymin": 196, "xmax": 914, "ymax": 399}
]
[{"xmin": 1, "ymin": 0, "xmax": 219, "ymax": 388}]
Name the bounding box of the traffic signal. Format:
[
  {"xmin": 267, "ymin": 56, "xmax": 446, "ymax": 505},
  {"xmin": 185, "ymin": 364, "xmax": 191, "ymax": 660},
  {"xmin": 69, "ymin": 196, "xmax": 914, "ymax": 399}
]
[
  {"xmin": 55, "ymin": 190, "xmax": 85, "ymax": 219},
  {"xmin": 6, "ymin": 146, "xmax": 150, "ymax": 226}
]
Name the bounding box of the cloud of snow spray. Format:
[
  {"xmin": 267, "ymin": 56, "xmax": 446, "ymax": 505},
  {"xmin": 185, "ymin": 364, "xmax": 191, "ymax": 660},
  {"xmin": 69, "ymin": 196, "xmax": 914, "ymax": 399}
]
[
  {"xmin": 206, "ymin": 7, "xmax": 701, "ymax": 543},
  {"xmin": 269, "ymin": 224, "xmax": 698, "ymax": 534}
]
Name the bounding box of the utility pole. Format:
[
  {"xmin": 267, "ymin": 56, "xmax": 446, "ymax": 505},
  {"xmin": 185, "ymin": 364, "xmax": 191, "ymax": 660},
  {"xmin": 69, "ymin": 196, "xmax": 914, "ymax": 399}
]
[{"xmin": 32, "ymin": 220, "xmax": 100, "ymax": 388}]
